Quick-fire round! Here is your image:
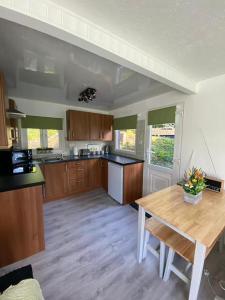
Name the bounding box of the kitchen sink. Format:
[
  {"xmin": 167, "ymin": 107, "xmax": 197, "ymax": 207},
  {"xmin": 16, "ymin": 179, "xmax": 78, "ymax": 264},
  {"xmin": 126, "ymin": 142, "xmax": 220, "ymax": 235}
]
[{"xmin": 43, "ymin": 157, "xmax": 64, "ymax": 163}]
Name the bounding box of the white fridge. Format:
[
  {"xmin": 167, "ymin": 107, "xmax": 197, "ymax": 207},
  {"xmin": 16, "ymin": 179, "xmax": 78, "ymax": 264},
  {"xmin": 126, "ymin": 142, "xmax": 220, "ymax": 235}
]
[{"xmin": 108, "ymin": 162, "xmax": 123, "ymax": 204}]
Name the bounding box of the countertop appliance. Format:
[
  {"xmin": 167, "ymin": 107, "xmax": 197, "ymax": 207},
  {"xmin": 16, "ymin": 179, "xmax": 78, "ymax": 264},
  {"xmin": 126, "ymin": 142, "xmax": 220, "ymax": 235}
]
[
  {"xmin": 103, "ymin": 145, "xmax": 111, "ymax": 154},
  {"xmin": 0, "ymin": 149, "xmax": 35, "ymax": 175},
  {"xmin": 78, "ymin": 149, "xmax": 90, "ymax": 156},
  {"xmin": 108, "ymin": 162, "xmax": 123, "ymax": 204}
]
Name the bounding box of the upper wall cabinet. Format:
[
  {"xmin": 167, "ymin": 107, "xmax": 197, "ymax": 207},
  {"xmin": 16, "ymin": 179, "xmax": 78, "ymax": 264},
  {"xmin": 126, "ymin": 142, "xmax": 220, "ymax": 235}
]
[
  {"xmin": 0, "ymin": 73, "xmax": 10, "ymax": 149},
  {"xmin": 101, "ymin": 114, "xmax": 113, "ymax": 141},
  {"xmin": 67, "ymin": 110, "xmax": 113, "ymax": 141},
  {"xmin": 67, "ymin": 110, "xmax": 90, "ymax": 141}
]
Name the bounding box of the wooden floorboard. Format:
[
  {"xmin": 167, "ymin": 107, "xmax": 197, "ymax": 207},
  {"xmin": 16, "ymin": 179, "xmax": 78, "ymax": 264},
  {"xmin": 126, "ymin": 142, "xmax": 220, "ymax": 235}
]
[{"xmin": 0, "ymin": 188, "xmax": 225, "ymax": 299}]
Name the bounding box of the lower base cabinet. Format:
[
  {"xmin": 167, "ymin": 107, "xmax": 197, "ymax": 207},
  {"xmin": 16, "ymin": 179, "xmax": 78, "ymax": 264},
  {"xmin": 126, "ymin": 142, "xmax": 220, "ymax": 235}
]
[
  {"xmin": 42, "ymin": 159, "xmax": 143, "ymax": 204},
  {"xmin": 43, "ymin": 162, "xmax": 67, "ymax": 201},
  {"xmin": 43, "ymin": 159, "xmax": 102, "ymax": 202},
  {"xmin": 101, "ymin": 159, "xmax": 108, "ymax": 192},
  {"xmin": 0, "ymin": 186, "xmax": 45, "ymax": 267}
]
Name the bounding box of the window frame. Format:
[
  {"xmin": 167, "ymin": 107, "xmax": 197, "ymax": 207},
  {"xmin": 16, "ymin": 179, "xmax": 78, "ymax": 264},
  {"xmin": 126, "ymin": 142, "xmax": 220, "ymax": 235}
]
[
  {"xmin": 114, "ymin": 129, "xmax": 137, "ymax": 154},
  {"xmin": 21, "ymin": 128, "xmax": 63, "ymax": 150}
]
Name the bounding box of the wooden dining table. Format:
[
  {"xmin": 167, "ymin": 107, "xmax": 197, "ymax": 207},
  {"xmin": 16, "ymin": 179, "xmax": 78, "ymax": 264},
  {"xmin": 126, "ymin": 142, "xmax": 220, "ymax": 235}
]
[{"xmin": 136, "ymin": 185, "xmax": 225, "ymax": 300}]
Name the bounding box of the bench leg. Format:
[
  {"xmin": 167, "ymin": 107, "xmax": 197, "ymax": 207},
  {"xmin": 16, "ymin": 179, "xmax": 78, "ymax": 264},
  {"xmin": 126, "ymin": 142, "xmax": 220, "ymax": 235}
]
[
  {"xmin": 143, "ymin": 230, "xmax": 150, "ymax": 259},
  {"xmin": 159, "ymin": 241, "xmax": 166, "ymax": 279},
  {"xmin": 163, "ymin": 248, "xmax": 175, "ymax": 281},
  {"xmin": 137, "ymin": 206, "xmax": 145, "ymax": 263}
]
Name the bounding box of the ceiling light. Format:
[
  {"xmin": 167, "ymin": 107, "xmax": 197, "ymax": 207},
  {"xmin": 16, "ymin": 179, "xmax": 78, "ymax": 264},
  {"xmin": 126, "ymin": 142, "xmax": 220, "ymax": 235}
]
[{"xmin": 78, "ymin": 88, "xmax": 96, "ymax": 103}]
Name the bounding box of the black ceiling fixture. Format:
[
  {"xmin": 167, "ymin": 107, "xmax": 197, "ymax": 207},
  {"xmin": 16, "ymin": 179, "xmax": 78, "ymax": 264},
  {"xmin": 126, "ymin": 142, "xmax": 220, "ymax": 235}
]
[{"xmin": 78, "ymin": 87, "xmax": 96, "ymax": 103}]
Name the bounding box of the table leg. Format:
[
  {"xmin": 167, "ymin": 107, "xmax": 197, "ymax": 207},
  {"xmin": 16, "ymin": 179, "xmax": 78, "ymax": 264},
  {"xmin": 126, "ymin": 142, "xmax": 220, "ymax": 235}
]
[
  {"xmin": 137, "ymin": 205, "xmax": 145, "ymax": 263},
  {"xmin": 188, "ymin": 241, "xmax": 206, "ymax": 300}
]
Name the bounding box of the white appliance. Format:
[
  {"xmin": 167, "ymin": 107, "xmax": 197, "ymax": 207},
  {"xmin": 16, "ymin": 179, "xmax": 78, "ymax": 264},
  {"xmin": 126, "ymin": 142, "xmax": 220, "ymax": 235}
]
[{"xmin": 108, "ymin": 162, "xmax": 123, "ymax": 204}]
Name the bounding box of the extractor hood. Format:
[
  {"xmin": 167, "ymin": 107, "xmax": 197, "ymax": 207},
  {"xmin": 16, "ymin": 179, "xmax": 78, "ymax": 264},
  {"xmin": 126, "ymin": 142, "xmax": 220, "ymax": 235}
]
[
  {"xmin": 6, "ymin": 108, "xmax": 26, "ymax": 119},
  {"xmin": 6, "ymin": 99, "xmax": 26, "ymax": 119}
]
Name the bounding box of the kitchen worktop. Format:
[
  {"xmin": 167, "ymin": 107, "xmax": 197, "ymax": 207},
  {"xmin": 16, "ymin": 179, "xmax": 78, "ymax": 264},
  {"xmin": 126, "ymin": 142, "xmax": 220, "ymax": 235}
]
[
  {"xmin": 0, "ymin": 164, "xmax": 45, "ymax": 192},
  {"xmin": 37, "ymin": 153, "xmax": 144, "ymax": 166}
]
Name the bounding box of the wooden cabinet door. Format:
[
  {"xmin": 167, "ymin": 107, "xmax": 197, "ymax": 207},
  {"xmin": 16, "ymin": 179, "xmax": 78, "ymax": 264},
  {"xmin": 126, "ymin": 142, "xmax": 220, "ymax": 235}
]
[
  {"xmin": 0, "ymin": 186, "xmax": 45, "ymax": 267},
  {"xmin": 67, "ymin": 161, "xmax": 86, "ymax": 194},
  {"xmin": 101, "ymin": 159, "xmax": 108, "ymax": 192},
  {"xmin": 67, "ymin": 110, "xmax": 90, "ymax": 140},
  {"xmin": 89, "ymin": 113, "xmax": 102, "ymax": 140},
  {"xmin": 101, "ymin": 115, "xmax": 113, "ymax": 141},
  {"xmin": 87, "ymin": 159, "xmax": 101, "ymax": 189},
  {"xmin": 43, "ymin": 163, "xmax": 68, "ymax": 201},
  {"xmin": 0, "ymin": 73, "xmax": 8, "ymax": 148},
  {"xmin": 123, "ymin": 163, "xmax": 143, "ymax": 204}
]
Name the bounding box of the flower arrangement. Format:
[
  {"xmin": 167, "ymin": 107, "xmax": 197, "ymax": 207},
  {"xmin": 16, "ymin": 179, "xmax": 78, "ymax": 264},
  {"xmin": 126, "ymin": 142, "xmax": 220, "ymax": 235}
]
[{"xmin": 182, "ymin": 167, "xmax": 206, "ymax": 195}]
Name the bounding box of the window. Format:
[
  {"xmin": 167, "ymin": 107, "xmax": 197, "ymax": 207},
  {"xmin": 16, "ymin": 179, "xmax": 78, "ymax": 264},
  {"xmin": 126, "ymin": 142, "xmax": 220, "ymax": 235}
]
[
  {"xmin": 47, "ymin": 129, "xmax": 59, "ymax": 149},
  {"xmin": 25, "ymin": 128, "xmax": 61, "ymax": 149},
  {"xmin": 115, "ymin": 129, "xmax": 136, "ymax": 152},
  {"xmin": 27, "ymin": 128, "xmax": 41, "ymax": 149},
  {"xmin": 150, "ymin": 123, "xmax": 175, "ymax": 169}
]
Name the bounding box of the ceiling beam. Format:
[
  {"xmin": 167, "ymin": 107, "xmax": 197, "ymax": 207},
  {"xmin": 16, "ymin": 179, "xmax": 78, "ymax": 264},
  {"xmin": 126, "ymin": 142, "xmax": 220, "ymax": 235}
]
[{"xmin": 0, "ymin": 0, "xmax": 197, "ymax": 94}]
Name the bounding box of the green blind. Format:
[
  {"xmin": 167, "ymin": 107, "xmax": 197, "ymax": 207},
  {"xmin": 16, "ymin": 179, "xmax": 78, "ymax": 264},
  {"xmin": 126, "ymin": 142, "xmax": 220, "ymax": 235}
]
[
  {"xmin": 148, "ymin": 106, "xmax": 176, "ymax": 125},
  {"xmin": 21, "ymin": 115, "xmax": 63, "ymax": 130},
  {"xmin": 114, "ymin": 115, "xmax": 137, "ymax": 130}
]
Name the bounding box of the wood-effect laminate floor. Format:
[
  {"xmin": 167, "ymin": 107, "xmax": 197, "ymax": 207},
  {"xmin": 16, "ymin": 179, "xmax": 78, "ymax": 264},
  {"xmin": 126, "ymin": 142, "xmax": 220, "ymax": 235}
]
[{"xmin": 0, "ymin": 189, "xmax": 225, "ymax": 300}]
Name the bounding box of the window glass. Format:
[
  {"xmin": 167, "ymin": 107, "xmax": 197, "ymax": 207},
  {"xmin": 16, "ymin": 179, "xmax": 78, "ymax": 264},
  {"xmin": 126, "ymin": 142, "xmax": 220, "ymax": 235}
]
[
  {"xmin": 116, "ymin": 129, "xmax": 136, "ymax": 152},
  {"xmin": 47, "ymin": 129, "xmax": 60, "ymax": 149},
  {"xmin": 150, "ymin": 123, "xmax": 175, "ymax": 168},
  {"xmin": 27, "ymin": 128, "xmax": 41, "ymax": 149}
]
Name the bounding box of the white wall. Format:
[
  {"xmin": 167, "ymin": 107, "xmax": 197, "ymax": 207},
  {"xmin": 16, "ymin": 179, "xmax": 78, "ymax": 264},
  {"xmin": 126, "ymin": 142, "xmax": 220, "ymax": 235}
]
[
  {"xmin": 15, "ymin": 97, "xmax": 109, "ymax": 154},
  {"xmin": 111, "ymin": 74, "xmax": 225, "ymax": 181}
]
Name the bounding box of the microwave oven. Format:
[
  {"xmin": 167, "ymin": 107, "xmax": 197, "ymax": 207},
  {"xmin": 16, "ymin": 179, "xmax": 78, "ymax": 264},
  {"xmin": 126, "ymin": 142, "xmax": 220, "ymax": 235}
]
[{"xmin": 0, "ymin": 149, "xmax": 34, "ymax": 175}]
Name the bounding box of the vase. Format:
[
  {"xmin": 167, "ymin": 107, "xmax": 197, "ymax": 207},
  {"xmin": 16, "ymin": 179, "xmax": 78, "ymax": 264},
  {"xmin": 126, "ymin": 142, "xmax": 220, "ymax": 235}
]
[{"xmin": 183, "ymin": 191, "xmax": 202, "ymax": 205}]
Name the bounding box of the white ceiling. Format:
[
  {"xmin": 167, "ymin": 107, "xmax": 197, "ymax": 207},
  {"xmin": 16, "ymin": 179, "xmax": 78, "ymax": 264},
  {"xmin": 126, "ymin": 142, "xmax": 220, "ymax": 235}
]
[
  {"xmin": 52, "ymin": 0, "xmax": 225, "ymax": 81},
  {"xmin": 0, "ymin": 18, "xmax": 172, "ymax": 110}
]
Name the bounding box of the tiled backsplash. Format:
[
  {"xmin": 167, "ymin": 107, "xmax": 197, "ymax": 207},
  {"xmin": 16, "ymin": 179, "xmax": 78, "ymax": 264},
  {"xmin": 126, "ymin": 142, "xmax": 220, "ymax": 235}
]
[{"xmin": 67, "ymin": 141, "xmax": 109, "ymax": 155}]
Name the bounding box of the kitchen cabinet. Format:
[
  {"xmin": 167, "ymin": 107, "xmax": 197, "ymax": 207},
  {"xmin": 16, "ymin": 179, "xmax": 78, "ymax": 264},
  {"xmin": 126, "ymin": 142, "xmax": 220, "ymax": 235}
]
[
  {"xmin": 101, "ymin": 159, "xmax": 108, "ymax": 192},
  {"xmin": 87, "ymin": 159, "xmax": 101, "ymax": 188},
  {"xmin": 123, "ymin": 163, "xmax": 143, "ymax": 204},
  {"xmin": 8, "ymin": 99, "xmax": 19, "ymax": 145},
  {"xmin": 42, "ymin": 158, "xmax": 143, "ymax": 204},
  {"xmin": 0, "ymin": 185, "xmax": 45, "ymax": 267},
  {"xmin": 0, "ymin": 73, "xmax": 10, "ymax": 148},
  {"xmin": 67, "ymin": 110, "xmax": 90, "ymax": 141},
  {"xmin": 101, "ymin": 115, "xmax": 113, "ymax": 141},
  {"xmin": 89, "ymin": 113, "xmax": 102, "ymax": 140},
  {"xmin": 66, "ymin": 110, "xmax": 113, "ymax": 141},
  {"xmin": 67, "ymin": 161, "xmax": 86, "ymax": 194},
  {"xmin": 43, "ymin": 162, "xmax": 68, "ymax": 202}
]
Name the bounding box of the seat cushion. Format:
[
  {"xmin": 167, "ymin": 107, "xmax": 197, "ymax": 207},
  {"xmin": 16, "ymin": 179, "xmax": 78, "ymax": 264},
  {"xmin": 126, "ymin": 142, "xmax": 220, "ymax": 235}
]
[
  {"xmin": 0, "ymin": 265, "xmax": 33, "ymax": 293},
  {"xmin": 0, "ymin": 279, "xmax": 44, "ymax": 300}
]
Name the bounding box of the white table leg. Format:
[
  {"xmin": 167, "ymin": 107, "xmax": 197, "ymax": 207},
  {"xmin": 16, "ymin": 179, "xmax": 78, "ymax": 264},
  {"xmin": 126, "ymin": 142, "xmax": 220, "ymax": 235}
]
[
  {"xmin": 188, "ymin": 241, "xmax": 206, "ymax": 300},
  {"xmin": 137, "ymin": 205, "xmax": 145, "ymax": 263}
]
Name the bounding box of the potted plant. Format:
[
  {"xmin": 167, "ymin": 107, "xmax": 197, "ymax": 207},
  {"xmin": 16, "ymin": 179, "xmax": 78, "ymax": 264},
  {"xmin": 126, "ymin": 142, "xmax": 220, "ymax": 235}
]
[{"xmin": 182, "ymin": 167, "xmax": 206, "ymax": 204}]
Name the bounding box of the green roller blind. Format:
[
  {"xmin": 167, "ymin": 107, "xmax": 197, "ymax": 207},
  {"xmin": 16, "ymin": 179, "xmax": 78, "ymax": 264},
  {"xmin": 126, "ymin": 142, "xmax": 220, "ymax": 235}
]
[
  {"xmin": 114, "ymin": 115, "xmax": 137, "ymax": 130},
  {"xmin": 21, "ymin": 115, "xmax": 63, "ymax": 130},
  {"xmin": 148, "ymin": 106, "xmax": 176, "ymax": 125}
]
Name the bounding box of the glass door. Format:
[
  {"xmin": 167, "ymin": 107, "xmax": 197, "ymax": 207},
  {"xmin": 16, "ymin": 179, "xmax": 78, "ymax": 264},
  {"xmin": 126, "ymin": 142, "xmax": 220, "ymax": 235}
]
[{"xmin": 143, "ymin": 104, "xmax": 183, "ymax": 195}]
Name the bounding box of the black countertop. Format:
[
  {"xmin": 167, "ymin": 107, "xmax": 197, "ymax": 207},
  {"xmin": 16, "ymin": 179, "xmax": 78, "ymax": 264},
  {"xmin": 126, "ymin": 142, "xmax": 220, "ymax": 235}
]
[
  {"xmin": 0, "ymin": 164, "xmax": 45, "ymax": 193},
  {"xmin": 38, "ymin": 153, "xmax": 144, "ymax": 166},
  {"xmin": 0, "ymin": 154, "xmax": 143, "ymax": 193}
]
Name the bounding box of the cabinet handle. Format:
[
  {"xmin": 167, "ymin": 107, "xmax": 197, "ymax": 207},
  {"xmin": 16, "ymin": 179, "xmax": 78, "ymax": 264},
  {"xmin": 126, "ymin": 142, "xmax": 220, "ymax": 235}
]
[{"xmin": 65, "ymin": 164, "xmax": 68, "ymax": 172}]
